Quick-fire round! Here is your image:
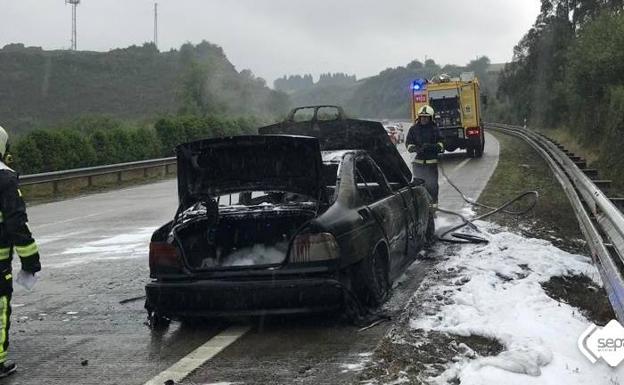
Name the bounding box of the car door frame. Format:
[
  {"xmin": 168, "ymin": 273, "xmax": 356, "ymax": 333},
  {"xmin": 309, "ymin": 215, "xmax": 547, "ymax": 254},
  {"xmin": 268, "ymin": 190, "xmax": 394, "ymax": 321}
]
[{"xmin": 353, "ymin": 154, "xmax": 409, "ymax": 279}]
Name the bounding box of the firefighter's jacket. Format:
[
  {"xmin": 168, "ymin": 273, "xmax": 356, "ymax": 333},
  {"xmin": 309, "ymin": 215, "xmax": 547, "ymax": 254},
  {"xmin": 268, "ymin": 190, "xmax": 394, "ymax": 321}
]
[
  {"xmin": 406, "ymin": 121, "xmax": 444, "ymax": 164},
  {"xmin": 0, "ymin": 162, "xmax": 40, "ymax": 292}
]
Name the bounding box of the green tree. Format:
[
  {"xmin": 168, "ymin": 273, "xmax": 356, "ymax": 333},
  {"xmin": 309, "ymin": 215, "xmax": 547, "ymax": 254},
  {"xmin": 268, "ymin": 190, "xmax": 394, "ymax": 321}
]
[
  {"xmin": 28, "ymin": 130, "xmax": 66, "ymax": 172},
  {"xmin": 58, "ymin": 129, "xmax": 97, "ymax": 168},
  {"xmin": 12, "ymin": 136, "xmax": 43, "ymax": 174}
]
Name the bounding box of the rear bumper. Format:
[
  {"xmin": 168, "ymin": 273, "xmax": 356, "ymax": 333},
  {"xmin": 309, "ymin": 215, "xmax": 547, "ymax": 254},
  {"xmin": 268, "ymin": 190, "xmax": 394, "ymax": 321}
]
[
  {"xmin": 439, "ymin": 127, "xmax": 484, "ymax": 150},
  {"xmin": 145, "ymin": 277, "xmax": 348, "ymax": 318}
]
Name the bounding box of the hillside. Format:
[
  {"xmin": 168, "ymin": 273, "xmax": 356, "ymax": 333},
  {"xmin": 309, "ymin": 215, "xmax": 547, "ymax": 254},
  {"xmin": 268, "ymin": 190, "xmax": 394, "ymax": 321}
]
[
  {"xmin": 0, "ymin": 42, "xmax": 289, "ymax": 132},
  {"xmin": 276, "ymin": 57, "xmax": 501, "ymax": 119}
]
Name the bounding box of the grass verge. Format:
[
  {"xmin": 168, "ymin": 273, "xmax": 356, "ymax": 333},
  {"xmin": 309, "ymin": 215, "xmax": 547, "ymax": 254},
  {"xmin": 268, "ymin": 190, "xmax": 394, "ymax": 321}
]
[
  {"xmin": 478, "ymin": 131, "xmax": 586, "ymax": 254},
  {"xmin": 541, "ymin": 127, "xmax": 623, "ymax": 197},
  {"xmin": 480, "ymin": 131, "xmax": 614, "ymax": 325},
  {"xmin": 542, "ymin": 274, "xmax": 615, "ymax": 325}
]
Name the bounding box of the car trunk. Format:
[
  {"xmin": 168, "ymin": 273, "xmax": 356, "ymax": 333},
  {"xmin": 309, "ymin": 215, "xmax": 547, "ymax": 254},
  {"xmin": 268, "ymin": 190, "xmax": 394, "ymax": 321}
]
[
  {"xmin": 174, "ymin": 205, "xmax": 316, "ymax": 270},
  {"xmin": 172, "ymin": 135, "xmax": 327, "ymax": 272}
]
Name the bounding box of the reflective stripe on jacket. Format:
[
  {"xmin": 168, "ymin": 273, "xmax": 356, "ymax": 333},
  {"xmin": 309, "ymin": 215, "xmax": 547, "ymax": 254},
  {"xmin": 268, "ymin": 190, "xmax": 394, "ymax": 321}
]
[{"xmin": 0, "ymin": 162, "xmax": 41, "ymax": 274}]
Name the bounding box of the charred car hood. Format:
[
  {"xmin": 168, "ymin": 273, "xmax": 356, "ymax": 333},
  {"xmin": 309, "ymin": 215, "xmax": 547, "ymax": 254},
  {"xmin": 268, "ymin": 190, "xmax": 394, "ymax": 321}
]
[
  {"xmin": 259, "ymin": 118, "xmax": 411, "ymax": 185},
  {"xmin": 176, "ymin": 135, "xmax": 323, "ymax": 207}
]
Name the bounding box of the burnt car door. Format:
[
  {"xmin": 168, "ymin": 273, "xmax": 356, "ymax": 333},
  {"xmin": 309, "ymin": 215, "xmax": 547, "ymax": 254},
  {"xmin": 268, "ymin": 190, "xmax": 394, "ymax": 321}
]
[
  {"xmin": 354, "ymin": 155, "xmax": 408, "ymax": 277},
  {"xmin": 390, "ymin": 180, "xmax": 428, "ymax": 259}
]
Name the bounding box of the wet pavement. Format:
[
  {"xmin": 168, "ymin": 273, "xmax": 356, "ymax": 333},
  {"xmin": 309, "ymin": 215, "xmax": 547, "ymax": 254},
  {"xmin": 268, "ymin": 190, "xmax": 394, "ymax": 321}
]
[{"xmin": 5, "ymin": 133, "xmax": 498, "ymax": 385}]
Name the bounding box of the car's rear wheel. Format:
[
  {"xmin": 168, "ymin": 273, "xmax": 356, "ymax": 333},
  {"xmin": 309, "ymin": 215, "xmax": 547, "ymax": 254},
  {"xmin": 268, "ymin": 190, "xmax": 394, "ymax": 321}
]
[
  {"xmin": 147, "ymin": 311, "xmax": 171, "ymax": 331},
  {"xmin": 353, "ymin": 247, "xmax": 390, "ymax": 307}
]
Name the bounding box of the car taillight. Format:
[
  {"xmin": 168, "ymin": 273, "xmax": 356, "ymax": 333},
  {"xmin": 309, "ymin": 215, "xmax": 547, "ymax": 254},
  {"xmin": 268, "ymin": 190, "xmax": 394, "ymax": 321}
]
[
  {"xmin": 289, "ymin": 233, "xmax": 339, "ymax": 263},
  {"xmin": 149, "ymin": 242, "xmax": 181, "ymax": 271},
  {"xmin": 467, "ymin": 127, "xmax": 481, "ymax": 136}
]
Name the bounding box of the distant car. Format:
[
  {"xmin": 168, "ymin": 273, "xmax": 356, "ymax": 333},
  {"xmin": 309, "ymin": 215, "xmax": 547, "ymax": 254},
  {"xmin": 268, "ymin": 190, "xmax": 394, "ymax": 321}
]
[
  {"xmin": 397, "ymin": 127, "xmax": 405, "ymax": 144},
  {"xmin": 145, "ymin": 106, "xmax": 435, "ymax": 326},
  {"xmin": 385, "ymin": 125, "xmax": 399, "ymax": 145}
]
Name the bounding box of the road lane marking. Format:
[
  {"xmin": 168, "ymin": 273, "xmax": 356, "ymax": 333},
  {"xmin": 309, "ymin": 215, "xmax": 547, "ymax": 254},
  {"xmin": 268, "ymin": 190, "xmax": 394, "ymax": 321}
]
[
  {"xmin": 143, "ymin": 325, "xmax": 251, "ymax": 385},
  {"xmin": 451, "ymin": 158, "xmax": 471, "ymax": 173},
  {"xmin": 30, "ymin": 210, "xmax": 113, "ymax": 230}
]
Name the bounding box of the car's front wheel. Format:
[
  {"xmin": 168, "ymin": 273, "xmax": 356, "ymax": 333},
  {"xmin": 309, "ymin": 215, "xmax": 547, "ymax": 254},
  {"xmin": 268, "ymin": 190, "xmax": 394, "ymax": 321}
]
[
  {"xmin": 353, "ymin": 247, "xmax": 390, "ymax": 307},
  {"xmin": 425, "ymin": 212, "xmax": 436, "ymax": 247}
]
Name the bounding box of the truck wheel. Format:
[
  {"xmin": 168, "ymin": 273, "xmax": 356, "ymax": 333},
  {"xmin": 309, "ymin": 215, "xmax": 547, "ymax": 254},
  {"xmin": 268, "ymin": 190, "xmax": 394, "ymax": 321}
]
[
  {"xmin": 467, "ymin": 146, "xmax": 476, "ymax": 158},
  {"xmin": 353, "ymin": 247, "xmax": 390, "ymax": 307},
  {"xmin": 474, "ymin": 143, "xmax": 484, "ymax": 158},
  {"xmin": 474, "ymin": 132, "xmax": 485, "ymax": 158}
]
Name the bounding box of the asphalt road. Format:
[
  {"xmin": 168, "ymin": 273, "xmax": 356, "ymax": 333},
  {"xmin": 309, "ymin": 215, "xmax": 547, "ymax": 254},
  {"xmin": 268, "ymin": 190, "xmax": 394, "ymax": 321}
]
[{"xmin": 5, "ymin": 133, "xmax": 499, "ymax": 385}]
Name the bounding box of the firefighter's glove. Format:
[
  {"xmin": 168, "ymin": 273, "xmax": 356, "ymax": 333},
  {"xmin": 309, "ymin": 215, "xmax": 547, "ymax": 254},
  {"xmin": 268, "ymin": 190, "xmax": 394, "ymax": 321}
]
[
  {"xmin": 22, "ymin": 259, "xmax": 41, "ymax": 274},
  {"xmin": 407, "ymin": 144, "xmax": 417, "ymax": 153},
  {"xmin": 16, "ymin": 270, "xmax": 38, "ymax": 291}
]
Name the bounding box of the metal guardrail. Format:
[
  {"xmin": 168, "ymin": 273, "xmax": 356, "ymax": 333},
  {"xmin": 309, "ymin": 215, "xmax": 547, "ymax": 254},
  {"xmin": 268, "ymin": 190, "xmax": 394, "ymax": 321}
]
[
  {"xmin": 20, "ymin": 157, "xmax": 177, "ymax": 191},
  {"xmin": 486, "ymin": 123, "xmax": 624, "ymax": 321}
]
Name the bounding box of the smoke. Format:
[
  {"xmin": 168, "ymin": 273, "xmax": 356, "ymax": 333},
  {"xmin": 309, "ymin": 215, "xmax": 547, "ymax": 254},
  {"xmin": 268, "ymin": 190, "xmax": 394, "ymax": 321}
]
[{"xmin": 219, "ymin": 241, "xmax": 288, "ymax": 267}]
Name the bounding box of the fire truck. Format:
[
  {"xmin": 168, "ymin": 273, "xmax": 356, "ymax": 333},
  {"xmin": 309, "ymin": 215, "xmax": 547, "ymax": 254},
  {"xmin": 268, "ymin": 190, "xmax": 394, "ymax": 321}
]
[{"xmin": 411, "ymin": 72, "xmax": 485, "ymax": 157}]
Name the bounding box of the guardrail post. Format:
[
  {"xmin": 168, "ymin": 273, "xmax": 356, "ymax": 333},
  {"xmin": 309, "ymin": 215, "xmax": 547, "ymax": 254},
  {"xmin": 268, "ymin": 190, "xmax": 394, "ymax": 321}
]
[
  {"xmin": 87, "ymin": 176, "xmax": 92, "ymax": 187},
  {"xmin": 53, "ymin": 181, "xmax": 59, "ymax": 194},
  {"xmin": 117, "ymin": 171, "xmax": 122, "ymax": 183}
]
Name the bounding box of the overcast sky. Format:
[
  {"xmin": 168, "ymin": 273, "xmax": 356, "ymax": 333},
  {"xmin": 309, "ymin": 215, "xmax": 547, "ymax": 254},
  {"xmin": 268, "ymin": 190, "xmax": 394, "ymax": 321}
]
[{"xmin": 1, "ymin": 1, "xmax": 540, "ymax": 84}]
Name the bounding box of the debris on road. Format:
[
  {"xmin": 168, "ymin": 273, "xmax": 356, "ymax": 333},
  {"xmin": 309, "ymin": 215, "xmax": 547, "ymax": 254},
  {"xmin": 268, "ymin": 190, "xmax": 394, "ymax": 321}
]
[{"xmin": 119, "ymin": 295, "xmax": 146, "ymax": 304}]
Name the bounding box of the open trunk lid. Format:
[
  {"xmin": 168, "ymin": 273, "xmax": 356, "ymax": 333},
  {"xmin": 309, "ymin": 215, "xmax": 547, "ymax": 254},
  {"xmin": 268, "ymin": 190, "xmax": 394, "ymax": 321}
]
[{"xmin": 176, "ymin": 135, "xmax": 323, "ymax": 208}]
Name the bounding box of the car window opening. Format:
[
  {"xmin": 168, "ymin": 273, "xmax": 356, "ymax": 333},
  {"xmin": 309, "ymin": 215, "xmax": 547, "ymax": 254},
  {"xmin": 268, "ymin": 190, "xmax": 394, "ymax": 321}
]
[{"xmin": 355, "ymin": 158, "xmax": 392, "ymax": 205}]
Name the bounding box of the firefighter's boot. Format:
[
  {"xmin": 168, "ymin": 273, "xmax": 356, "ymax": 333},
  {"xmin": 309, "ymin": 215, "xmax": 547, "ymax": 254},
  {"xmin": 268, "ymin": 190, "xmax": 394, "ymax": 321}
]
[{"xmin": 0, "ymin": 360, "xmax": 16, "ymax": 378}]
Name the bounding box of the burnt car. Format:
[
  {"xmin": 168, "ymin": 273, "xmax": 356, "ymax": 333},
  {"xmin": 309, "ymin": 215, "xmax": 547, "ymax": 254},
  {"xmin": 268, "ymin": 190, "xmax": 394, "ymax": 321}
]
[{"xmin": 145, "ymin": 106, "xmax": 435, "ymax": 325}]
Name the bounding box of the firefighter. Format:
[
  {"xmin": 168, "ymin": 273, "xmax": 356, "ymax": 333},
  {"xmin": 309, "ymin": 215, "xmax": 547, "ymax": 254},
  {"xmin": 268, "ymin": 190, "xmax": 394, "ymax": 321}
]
[
  {"xmin": 0, "ymin": 125, "xmax": 41, "ymax": 377},
  {"xmin": 406, "ymin": 105, "xmax": 444, "ymax": 206}
]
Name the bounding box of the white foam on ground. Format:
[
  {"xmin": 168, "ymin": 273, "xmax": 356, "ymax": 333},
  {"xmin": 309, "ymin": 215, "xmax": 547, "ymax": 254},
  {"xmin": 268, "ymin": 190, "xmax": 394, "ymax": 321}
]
[
  {"xmin": 409, "ymin": 221, "xmax": 623, "ymax": 384},
  {"xmin": 48, "ymin": 227, "xmax": 156, "ymax": 268},
  {"xmin": 340, "ymin": 352, "xmax": 374, "ymax": 374}
]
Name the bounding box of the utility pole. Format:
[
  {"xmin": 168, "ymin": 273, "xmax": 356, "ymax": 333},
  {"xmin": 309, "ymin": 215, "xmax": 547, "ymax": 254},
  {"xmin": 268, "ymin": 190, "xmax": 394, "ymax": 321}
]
[
  {"xmin": 154, "ymin": 2, "xmax": 158, "ymax": 50},
  {"xmin": 66, "ymin": 0, "xmax": 81, "ymax": 50}
]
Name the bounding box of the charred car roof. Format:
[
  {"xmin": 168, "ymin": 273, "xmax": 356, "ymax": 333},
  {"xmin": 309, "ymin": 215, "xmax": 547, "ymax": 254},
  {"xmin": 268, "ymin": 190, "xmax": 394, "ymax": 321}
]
[{"xmin": 259, "ymin": 105, "xmax": 412, "ymax": 185}]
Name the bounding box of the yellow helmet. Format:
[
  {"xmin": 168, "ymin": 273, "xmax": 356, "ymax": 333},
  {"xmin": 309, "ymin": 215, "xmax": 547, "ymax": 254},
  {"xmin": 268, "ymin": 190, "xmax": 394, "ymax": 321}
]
[{"xmin": 418, "ymin": 105, "xmax": 435, "ymax": 117}]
